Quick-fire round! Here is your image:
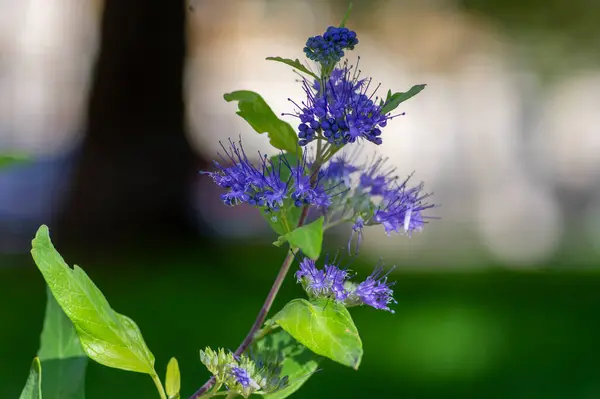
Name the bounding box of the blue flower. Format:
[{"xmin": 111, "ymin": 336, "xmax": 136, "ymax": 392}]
[
  {"xmin": 325, "ymin": 263, "xmax": 349, "ymax": 301},
  {"xmin": 358, "ymin": 156, "xmax": 396, "ymax": 196},
  {"xmin": 296, "ymin": 258, "xmax": 328, "ymax": 295},
  {"xmin": 289, "ymin": 153, "xmax": 331, "ymax": 207},
  {"xmin": 203, "ymin": 139, "xmax": 335, "ymax": 212},
  {"xmin": 295, "ymin": 256, "xmax": 396, "ymax": 312},
  {"xmin": 373, "ymin": 178, "xmax": 432, "ymax": 236},
  {"xmin": 317, "ymin": 152, "xmax": 434, "ymax": 252},
  {"xmin": 295, "ymin": 257, "xmax": 349, "ymax": 301},
  {"xmin": 260, "ymin": 156, "xmax": 290, "ymax": 211},
  {"xmin": 321, "ymin": 150, "xmax": 359, "ymax": 187},
  {"xmin": 304, "ymin": 26, "xmax": 358, "ymax": 65},
  {"xmin": 230, "ymin": 366, "xmax": 260, "ymax": 390},
  {"xmin": 290, "ymin": 64, "xmax": 399, "ymax": 147},
  {"xmin": 346, "ymin": 266, "xmax": 396, "ymax": 313}
]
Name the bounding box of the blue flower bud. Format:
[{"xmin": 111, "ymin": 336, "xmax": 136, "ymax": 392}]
[{"xmin": 304, "ymin": 26, "xmax": 359, "ymax": 65}]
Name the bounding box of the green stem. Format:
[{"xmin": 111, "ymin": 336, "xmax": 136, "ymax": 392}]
[
  {"xmin": 281, "ymin": 210, "xmax": 292, "ymax": 233},
  {"xmin": 321, "ymin": 143, "xmax": 341, "ymax": 164},
  {"xmin": 316, "ymin": 134, "xmax": 323, "ymax": 159},
  {"xmin": 340, "ymin": 1, "xmax": 354, "ymax": 27},
  {"xmin": 151, "ymin": 373, "xmax": 167, "ymax": 399}
]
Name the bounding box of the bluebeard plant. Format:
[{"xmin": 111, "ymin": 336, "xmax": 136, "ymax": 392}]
[
  {"xmin": 22, "ymin": 5, "xmax": 435, "ymax": 399},
  {"xmin": 194, "ymin": 13, "xmax": 434, "ymax": 397}
]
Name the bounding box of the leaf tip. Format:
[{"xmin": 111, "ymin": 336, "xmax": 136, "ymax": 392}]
[
  {"xmin": 352, "ymin": 356, "xmax": 362, "ymax": 370},
  {"xmin": 35, "ymin": 224, "xmax": 50, "ymax": 237},
  {"xmin": 31, "ymin": 225, "xmax": 51, "ymax": 252},
  {"xmin": 340, "ymin": 1, "xmax": 354, "ymax": 27},
  {"xmin": 273, "ymin": 236, "xmax": 287, "ymax": 247}
]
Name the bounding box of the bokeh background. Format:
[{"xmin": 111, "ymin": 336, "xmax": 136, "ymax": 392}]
[{"xmin": 2, "ymin": 0, "xmax": 600, "ymax": 397}]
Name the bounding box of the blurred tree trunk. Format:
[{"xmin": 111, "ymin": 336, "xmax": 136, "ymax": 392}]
[{"xmin": 56, "ymin": 0, "xmax": 206, "ymax": 250}]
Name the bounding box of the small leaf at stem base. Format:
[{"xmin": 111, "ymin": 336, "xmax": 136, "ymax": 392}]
[{"xmin": 166, "ymin": 357, "xmax": 181, "ymax": 399}]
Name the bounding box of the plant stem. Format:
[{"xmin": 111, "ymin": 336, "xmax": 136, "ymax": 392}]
[
  {"xmin": 316, "ymin": 134, "xmax": 323, "ymax": 159},
  {"xmin": 189, "ymin": 151, "xmax": 324, "ymax": 399},
  {"xmin": 152, "ymin": 373, "xmax": 167, "ymax": 399},
  {"xmin": 189, "ymin": 206, "xmax": 310, "ymax": 399}
]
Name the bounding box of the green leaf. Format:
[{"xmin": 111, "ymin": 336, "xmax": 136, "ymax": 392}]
[
  {"xmin": 380, "ymin": 84, "xmax": 426, "ymax": 115},
  {"xmin": 30, "ymin": 225, "xmax": 156, "ymax": 374},
  {"xmin": 278, "ymin": 217, "xmax": 324, "ymax": 259},
  {"xmin": 165, "ymin": 357, "xmax": 181, "ymax": 399},
  {"xmin": 38, "ymin": 287, "xmax": 87, "ymax": 399},
  {"xmin": 265, "ymin": 57, "xmax": 319, "ymax": 80},
  {"xmin": 255, "ymin": 330, "xmax": 321, "ymax": 399},
  {"xmin": 223, "ymin": 90, "xmax": 301, "ymax": 155},
  {"xmin": 271, "ymin": 298, "xmax": 363, "ymax": 369},
  {"xmin": 0, "ymin": 153, "xmax": 29, "ymax": 169},
  {"xmin": 261, "ymin": 207, "xmax": 301, "ymax": 236},
  {"xmin": 339, "ymin": 1, "xmax": 354, "ymax": 28},
  {"xmin": 19, "ymin": 357, "xmax": 42, "ymax": 399},
  {"xmin": 38, "ymin": 288, "xmax": 86, "ymax": 359}
]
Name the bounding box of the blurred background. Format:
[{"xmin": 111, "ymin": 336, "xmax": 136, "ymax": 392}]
[{"xmin": 2, "ymin": 0, "xmax": 600, "ymax": 397}]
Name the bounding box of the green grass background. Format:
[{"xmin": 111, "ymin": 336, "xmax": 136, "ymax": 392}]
[{"xmin": 2, "ymin": 243, "xmax": 600, "ymax": 398}]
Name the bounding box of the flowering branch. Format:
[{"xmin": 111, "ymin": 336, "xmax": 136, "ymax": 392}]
[
  {"xmin": 190, "ymin": 153, "xmax": 324, "ymax": 399},
  {"xmin": 189, "ymin": 209, "xmax": 309, "ymax": 399},
  {"xmin": 188, "ymin": 20, "xmax": 433, "ymax": 397},
  {"xmin": 20, "ymin": 7, "xmax": 434, "ymax": 399}
]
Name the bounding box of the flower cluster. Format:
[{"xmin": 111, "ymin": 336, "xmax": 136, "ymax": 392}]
[
  {"xmin": 295, "ymin": 256, "xmax": 349, "ymax": 300},
  {"xmin": 203, "ymin": 140, "xmax": 333, "ymax": 213},
  {"xmin": 291, "ymin": 66, "xmax": 396, "ymax": 147},
  {"xmin": 200, "ymin": 347, "xmax": 288, "ymax": 398},
  {"xmin": 304, "ymin": 26, "xmax": 358, "ymax": 65},
  {"xmin": 318, "ymin": 152, "xmax": 433, "ymax": 252},
  {"xmin": 296, "ymin": 257, "xmax": 397, "ymax": 312}
]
